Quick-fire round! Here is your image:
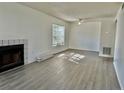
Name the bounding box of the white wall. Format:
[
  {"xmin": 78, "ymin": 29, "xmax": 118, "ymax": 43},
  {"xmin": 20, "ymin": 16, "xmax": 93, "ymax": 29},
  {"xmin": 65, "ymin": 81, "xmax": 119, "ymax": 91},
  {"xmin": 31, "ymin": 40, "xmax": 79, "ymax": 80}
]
[
  {"xmin": 114, "ymin": 6, "xmax": 124, "ymax": 89},
  {"xmin": 99, "ymin": 19, "xmax": 116, "ymax": 57},
  {"xmin": 69, "ymin": 22, "xmax": 101, "ymax": 52},
  {"xmin": 0, "ymin": 3, "xmax": 70, "ymax": 64}
]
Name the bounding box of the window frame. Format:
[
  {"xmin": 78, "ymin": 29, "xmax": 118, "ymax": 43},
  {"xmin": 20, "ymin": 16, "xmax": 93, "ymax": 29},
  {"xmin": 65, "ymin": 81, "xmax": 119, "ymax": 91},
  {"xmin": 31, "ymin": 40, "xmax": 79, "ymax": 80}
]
[{"xmin": 52, "ymin": 23, "xmax": 65, "ymax": 47}]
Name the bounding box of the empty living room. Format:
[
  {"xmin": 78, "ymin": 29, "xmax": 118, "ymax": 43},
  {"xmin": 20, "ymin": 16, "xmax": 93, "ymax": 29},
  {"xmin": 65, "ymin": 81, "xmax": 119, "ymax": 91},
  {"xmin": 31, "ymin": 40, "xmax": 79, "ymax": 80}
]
[{"xmin": 0, "ymin": 0, "xmax": 124, "ymax": 92}]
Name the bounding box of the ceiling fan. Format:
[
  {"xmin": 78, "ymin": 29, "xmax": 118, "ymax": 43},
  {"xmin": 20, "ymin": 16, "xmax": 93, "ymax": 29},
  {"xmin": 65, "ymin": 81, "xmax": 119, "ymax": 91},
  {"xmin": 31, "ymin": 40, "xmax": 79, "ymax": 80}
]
[{"xmin": 76, "ymin": 14, "xmax": 115, "ymax": 25}]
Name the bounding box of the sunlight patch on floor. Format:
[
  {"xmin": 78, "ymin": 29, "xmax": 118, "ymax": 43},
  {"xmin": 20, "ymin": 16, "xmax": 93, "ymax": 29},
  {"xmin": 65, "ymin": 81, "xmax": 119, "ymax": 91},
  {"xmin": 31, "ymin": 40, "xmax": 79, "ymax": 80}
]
[
  {"xmin": 58, "ymin": 52, "xmax": 85, "ymax": 64},
  {"xmin": 57, "ymin": 54, "xmax": 65, "ymax": 57}
]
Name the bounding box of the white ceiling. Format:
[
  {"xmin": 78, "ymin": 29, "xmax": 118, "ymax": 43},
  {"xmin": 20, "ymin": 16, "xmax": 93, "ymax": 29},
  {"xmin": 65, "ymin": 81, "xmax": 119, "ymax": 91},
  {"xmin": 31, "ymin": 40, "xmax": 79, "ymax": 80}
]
[{"xmin": 21, "ymin": 2, "xmax": 122, "ymax": 22}]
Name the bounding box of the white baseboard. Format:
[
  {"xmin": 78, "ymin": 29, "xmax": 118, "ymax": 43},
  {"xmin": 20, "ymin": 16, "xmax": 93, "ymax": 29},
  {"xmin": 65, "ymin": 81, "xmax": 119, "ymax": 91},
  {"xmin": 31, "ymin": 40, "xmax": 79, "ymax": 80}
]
[
  {"xmin": 36, "ymin": 54, "xmax": 54, "ymax": 62},
  {"xmin": 69, "ymin": 47, "xmax": 99, "ymax": 52},
  {"xmin": 35, "ymin": 48, "xmax": 69, "ymax": 62},
  {"xmin": 113, "ymin": 62, "xmax": 124, "ymax": 90},
  {"xmin": 53, "ymin": 48, "xmax": 69, "ymax": 54}
]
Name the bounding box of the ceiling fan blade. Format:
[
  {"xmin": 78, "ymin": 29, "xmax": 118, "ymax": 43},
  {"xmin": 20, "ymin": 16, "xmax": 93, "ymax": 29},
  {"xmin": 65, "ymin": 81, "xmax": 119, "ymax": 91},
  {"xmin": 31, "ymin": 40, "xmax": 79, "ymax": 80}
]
[{"xmin": 75, "ymin": 14, "xmax": 115, "ymax": 22}]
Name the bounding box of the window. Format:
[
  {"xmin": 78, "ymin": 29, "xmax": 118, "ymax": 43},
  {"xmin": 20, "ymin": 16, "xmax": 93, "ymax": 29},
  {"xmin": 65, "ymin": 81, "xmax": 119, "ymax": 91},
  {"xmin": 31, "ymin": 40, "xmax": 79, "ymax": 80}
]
[{"xmin": 52, "ymin": 24, "xmax": 65, "ymax": 46}]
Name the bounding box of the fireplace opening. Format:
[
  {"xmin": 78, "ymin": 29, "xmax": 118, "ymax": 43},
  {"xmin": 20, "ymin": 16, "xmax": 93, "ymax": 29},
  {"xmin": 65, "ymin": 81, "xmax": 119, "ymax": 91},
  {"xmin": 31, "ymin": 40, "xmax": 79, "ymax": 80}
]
[{"xmin": 0, "ymin": 44, "xmax": 24, "ymax": 72}]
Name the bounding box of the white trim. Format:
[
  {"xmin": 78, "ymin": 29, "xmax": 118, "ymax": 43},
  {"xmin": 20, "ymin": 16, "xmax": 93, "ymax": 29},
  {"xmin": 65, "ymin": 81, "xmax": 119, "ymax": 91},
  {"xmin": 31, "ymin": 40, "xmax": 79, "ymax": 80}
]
[
  {"xmin": 99, "ymin": 54, "xmax": 113, "ymax": 58},
  {"xmin": 68, "ymin": 47, "xmax": 99, "ymax": 52},
  {"xmin": 113, "ymin": 61, "xmax": 124, "ymax": 90}
]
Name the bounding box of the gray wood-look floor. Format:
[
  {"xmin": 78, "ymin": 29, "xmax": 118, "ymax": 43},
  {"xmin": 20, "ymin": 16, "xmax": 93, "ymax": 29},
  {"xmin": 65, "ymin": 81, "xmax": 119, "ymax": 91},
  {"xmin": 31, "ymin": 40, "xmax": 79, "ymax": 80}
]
[{"xmin": 0, "ymin": 49, "xmax": 120, "ymax": 90}]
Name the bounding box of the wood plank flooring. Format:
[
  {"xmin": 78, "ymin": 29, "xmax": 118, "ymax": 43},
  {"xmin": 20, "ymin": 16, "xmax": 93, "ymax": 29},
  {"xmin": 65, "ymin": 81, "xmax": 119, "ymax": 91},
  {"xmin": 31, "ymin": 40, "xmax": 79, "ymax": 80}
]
[{"xmin": 0, "ymin": 49, "xmax": 120, "ymax": 90}]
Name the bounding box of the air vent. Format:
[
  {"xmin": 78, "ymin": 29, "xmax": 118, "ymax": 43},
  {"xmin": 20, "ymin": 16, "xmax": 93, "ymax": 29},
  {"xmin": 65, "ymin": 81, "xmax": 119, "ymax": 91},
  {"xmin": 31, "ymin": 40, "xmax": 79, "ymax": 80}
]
[{"xmin": 103, "ymin": 47, "xmax": 111, "ymax": 55}]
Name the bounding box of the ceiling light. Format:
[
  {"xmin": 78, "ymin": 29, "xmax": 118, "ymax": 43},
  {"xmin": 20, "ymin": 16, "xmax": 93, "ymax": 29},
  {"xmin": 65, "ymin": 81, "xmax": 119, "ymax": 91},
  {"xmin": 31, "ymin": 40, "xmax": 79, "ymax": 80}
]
[
  {"xmin": 78, "ymin": 22, "xmax": 81, "ymax": 25},
  {"xmin": 78, "ymin": 18, "xmax": 83, "ymax": 25}
]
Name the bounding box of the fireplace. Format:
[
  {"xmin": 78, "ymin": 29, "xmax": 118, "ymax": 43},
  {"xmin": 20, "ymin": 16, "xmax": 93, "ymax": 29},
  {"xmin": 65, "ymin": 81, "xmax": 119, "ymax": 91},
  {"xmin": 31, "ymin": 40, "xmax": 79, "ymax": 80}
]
[{"xmin": 0, "ymin": 44, "xmax": 24, "ymax": 72}]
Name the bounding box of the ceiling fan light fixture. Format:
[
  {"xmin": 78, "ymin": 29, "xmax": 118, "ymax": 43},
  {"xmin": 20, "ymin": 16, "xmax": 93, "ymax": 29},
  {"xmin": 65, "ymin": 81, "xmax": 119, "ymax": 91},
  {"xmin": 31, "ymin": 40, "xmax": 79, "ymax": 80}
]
[
  {"xmin": 78, "ymin": 18, "xmax": 83, "ymax": 25},
  {"xmin": 78, "ymin": 18, "xmax": 84, "ymax": 25},
  {"xmin": 78, "ymin": 21, "xmax": 81, "ymax": 25}
]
